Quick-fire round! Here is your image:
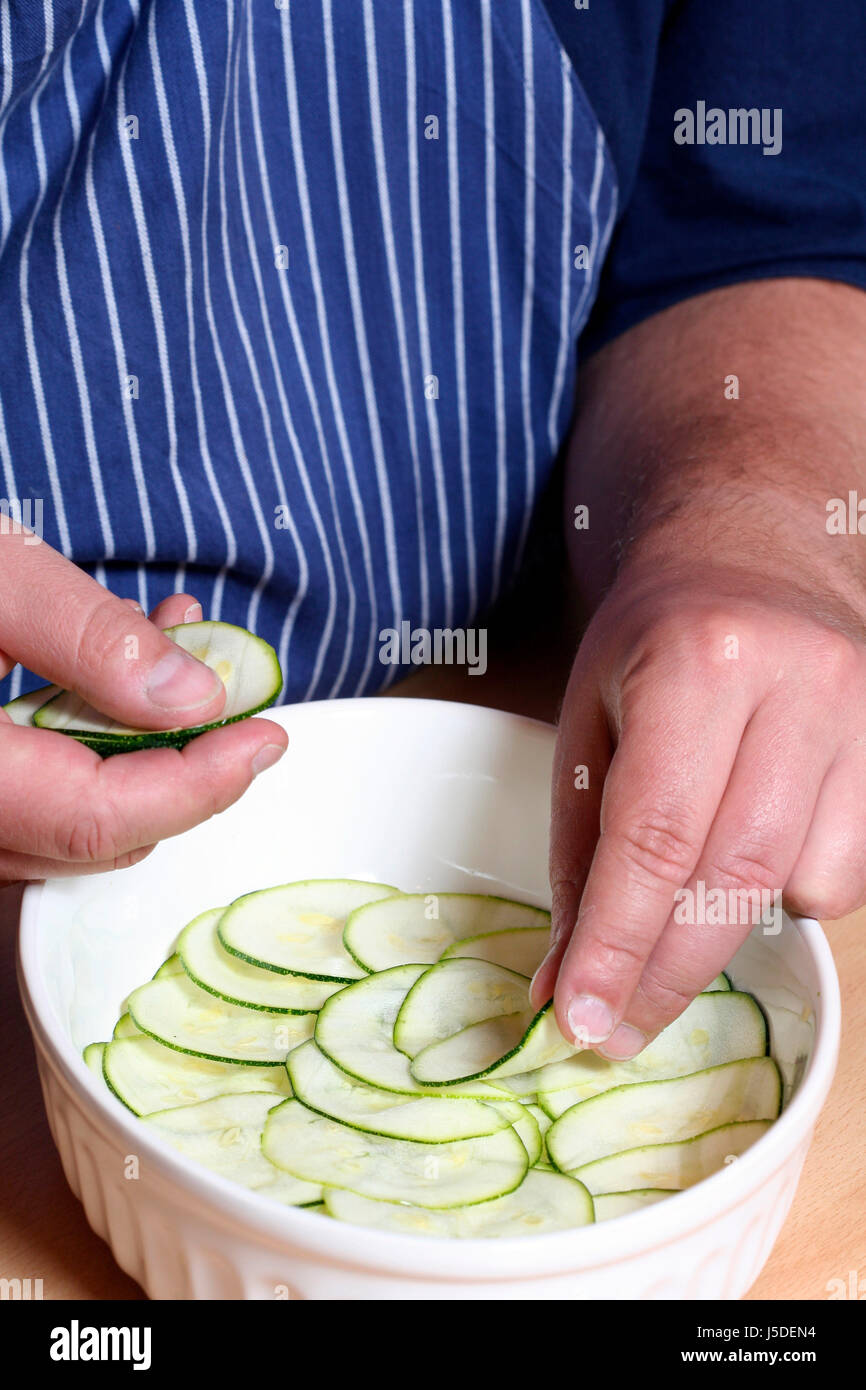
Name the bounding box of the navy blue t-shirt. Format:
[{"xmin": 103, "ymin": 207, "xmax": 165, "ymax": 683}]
[
  {"xmin": 0, "ymin": 1, "xmax": 864, "ymax": 706},
  {"xmin": 541, "ymin": 0, "xmax": 866, "ymax": 350}
]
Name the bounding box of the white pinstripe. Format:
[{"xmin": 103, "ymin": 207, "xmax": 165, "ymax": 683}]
[
  {"xmin": 182, "ymin": 0, "xmax": 274, "ymax": 637},
  {"xmin": 585, "ymin": 174, "xmax": 618, "ymax": 336},
  {"xmin": 441, "ymin": 0, "xmax": 477, "ymax": 618},
  {"xmin": 516, "ymin": 0, "xmax": 537, "ymax": 568},
  {"xmin": 148, "ymin": 0, "xmax": 236, "ymax": 620},
  {"xmin": 233, "ymin": 7, "xmax": 336, "ymax": 699},
  {"xmin": 0, "ymin": 390, "xmax": 19, "ymax": 689},
  {"xmin": 362, "ymin": 0, "xmax": 430, "ymax": 629},
  {"xmin": 571, "ymin": 125, "xmax": 605, "ymax": 340},
  {"xmin": 136, "ymin": 562, "xmax": 148, "ymax": 614},
  {"xmin": 0, "ymin": 78, "xmax": 22, "ymax": 528},
  {"xmin": 84, "ymin": 1, "xmax": 155, "ymax": 558},
  {"xmin": 403, "ymin": 0, "xmax": 454, "ymax": 628},
  {"xmin": 18, "ymin": 0, "xmax": 72, "ymax": 557},
  {"xmin": 547, "ymin": 54, "xmax": 574, "ymax": 455},
  {"xmin": 0, "ymin": 6, "xmax": 12, "ymax": 116},
  {"xmin": 481, "ymin": 0, "xmax": 507, "ymax": 602},
  {"xmin": 0, "ymin": 391, "xmax": 15, "ymax": 498},
  {"xmin": 117, "ymin": 0, "xmax": 197, "ymax": 580},
  {"xmin": 0, "ymin": 384, "xmax": 23, "ymax": 697},
  {"xmin": 55, "ymin": 7, "xmax": 115, "ymax": 558},
  {"xmin": 322, "ymin": 0, "xmax": 404, "ymax": 655},
  {"xmin": 219, "ymin": 4, "xmax": 308, "ymax": 691}
]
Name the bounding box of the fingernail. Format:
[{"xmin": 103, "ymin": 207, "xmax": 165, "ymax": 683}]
[
  {"xmin": 146, "ymin": 647, "xmax": 223, "ymax": 710},
  {"xmin": 566, "ymin": 994, "xmax": 616, "ymax": 1046},
  {"xmin": 183, "ymin": 601, "xmax": 202, "ymax": 623},
  {"xmin": 597, "ymin": 1023, "xmax": 647, "ymax": 1061},
  {"xmin": 251, "ymin": 743, "xmax": 285, "ymax": 777}
]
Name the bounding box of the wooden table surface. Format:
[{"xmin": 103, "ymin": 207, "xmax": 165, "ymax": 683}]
[{"xmin": 2, "ymin": 594, "xmax": 863, "ymax": 1301}]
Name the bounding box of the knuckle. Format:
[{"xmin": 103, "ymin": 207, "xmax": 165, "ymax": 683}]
[
  {"xmin": 689, "ymin": 608, "xmax": 749, "ymax": 659},
  {"xmin": 57, "ymin": 781, "xmax": 134, "ymax": 863},
  {"xmin": 785, "ymin": 875, "xmax": 860, "ymax": 923},
  {"xmin": 812, "ymin": 630, "xmax": 862, "ymax": 689},
  {"xmin": 706, "ymin": 846, "xmax": 783, "ymax": 897},
  {"xmin": 635, "ymin": 966, "xmax": 696, "ymax": 1021},
  {"xmin": 644, "ymin": 608, "xmax": 745, "ymax": 671},
  {"xmin": 59, "ymin": 812, "xmax": 117, "ymax": 863},
  {"xmin": 73, "ymin": 596, "xmax": 131, "ymax": 678},
  {"xmin": 579, "ymin": 925, "xmax": 649, "ymax": 977},
  {"xmin": 610, "ymin": 816, "xmax": 700, "ymax": 887}
]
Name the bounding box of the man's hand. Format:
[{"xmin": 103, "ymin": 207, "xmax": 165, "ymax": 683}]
[
  {"xmin": 532, "ymin": 564, "xmax": 865, "ymax": 1057},
  {"xmin": 0, "ymin": 532, "xmax": 287, "ymax": 882},
  {"xmin": 532, "ymin": 277, "xmax": 866, "ymax": 1057}
]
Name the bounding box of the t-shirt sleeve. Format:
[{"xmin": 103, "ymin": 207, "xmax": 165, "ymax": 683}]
[{"xmin": 581, "ymin": 0, "xmax": 866, "ymax": 353}]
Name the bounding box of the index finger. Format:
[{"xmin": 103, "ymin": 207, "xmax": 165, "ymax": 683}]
[
  {"xmin": 552, "ymin": 682, "xmax": 749, "ymax": 1051},
  {"xmin": 0, "ymin": 717, "xmax": 288, "ymax": 862}
]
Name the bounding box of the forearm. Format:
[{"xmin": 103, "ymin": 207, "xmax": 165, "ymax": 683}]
[{"xmin": 566, "ymin": 278, "xmax": 866, "ymax": 625}]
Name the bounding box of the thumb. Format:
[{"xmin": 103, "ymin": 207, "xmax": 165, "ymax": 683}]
[{"xmin": 0, "ymin": 535, "xmax": 226, "ymax": 729}]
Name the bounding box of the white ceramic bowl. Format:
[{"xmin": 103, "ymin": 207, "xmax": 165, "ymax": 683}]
[{"xmin": 18, "ymin": 698, "xmax": 840, "ymax": 1300}]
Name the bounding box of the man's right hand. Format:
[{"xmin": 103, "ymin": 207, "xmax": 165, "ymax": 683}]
[{"xmin": 0, "ymin": 531, "xmax": 287, "ymax": 883}]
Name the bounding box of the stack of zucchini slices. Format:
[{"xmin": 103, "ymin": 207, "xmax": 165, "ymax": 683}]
[
  {"xmin": 85, "ymin": 882, "xmax": 780, "ymax": 1237},
  {"xmin": 5, "ymin": 621, "xmax": 283, "ymax": 752}
]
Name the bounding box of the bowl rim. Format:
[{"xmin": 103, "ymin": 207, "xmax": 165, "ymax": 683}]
[{"xmin": 16, "ymin": 698, "xmax": 842, "ymax": 1282}]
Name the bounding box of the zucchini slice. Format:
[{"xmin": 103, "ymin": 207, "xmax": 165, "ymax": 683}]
[
  {"xmin": 323, "ymin": 1169, "xmax": 594, "ymax": 1237},
  {"xmin": 314, "ymin": 964, "xmax": 504, "ymax": 1098},
  {"xmin": 479, "ymin": 1067, "xmax": 544, "ymax": 1098},
  {"xmin": 113, "ymin": 1012, "xmax": 141, "ymax": 1040},
  {"xmin": 287, "ymin": 1040, "xmax": 509, "ymax": 1143},
  {"xmin": 536, "ymin": 991, "xmax": 768, "ymax": 1117},
  {"xmin": 547, "ymin": 1057, "xmax": 781, "ymax": 1174},
  {"xmin": 410, "ymin": 1002, "xmax": 576, "ymax": 1086},
  {"xmin": 3, "ymin": 683, "xmax": 62, "ymax": 724},
  {"xmin": 262, "ymin": 1099, "xmax": 529, "ymax": 1208},
  {"xmin": 393, "ymin": 958, "xmax": 531, "ymax": 1059},
  {"xmin": 179, "ymin": 907, "xmax": 341, "ymax": 1014},
  {"xmin": 32, "ymin": 620, "xmax": 281, "ymax": 751},
  {"xmin": 488, "ymin": 1098, "xmax": 543, "ymax": 1166},
  {"xmin": 102, "ymin": 1034, "xmax": 293, "ymax": 1115},
  {"xmin": 593, "ymin": 1189, "xmax": 673, "ymax": 1221},
  {"xmin": 83, "ymin": 1041, "xmax": 107, "ymax": 1076},
  {"xmin": 343, "ymin": 892, "xmax": 550, "ymax": 973},
  {"xmin": 526, "ymin": 1102, "xmax": 551, "ymax": 1163},
  {"xmin": 218, "ymin": 879, "xmax": 398, "ymax": 982},
  {"xmin": 143, "ymin": 1093, "xmax": 322, "ymax": 1206},
  {"xmin": 572, "ymin": 1119, "xmax": 773, "ymax": 1195},
  {"xmin": 441, "ymin": 926, "xmax": 550, "ymax": 977},
  {"xmin": 153, "ymin": 955, "xmax": 186, "ymax": 980},
  {"xmin": 116, "ymin": 954, "xmax": 183, "ymax": 1025},
  {"xmin": 127, "ymin": 973, "xmax": 315, "ymax": 1066},
  {"xmin": 706, "ymin": 972, "xmax": 731, "ymax": 992}
]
